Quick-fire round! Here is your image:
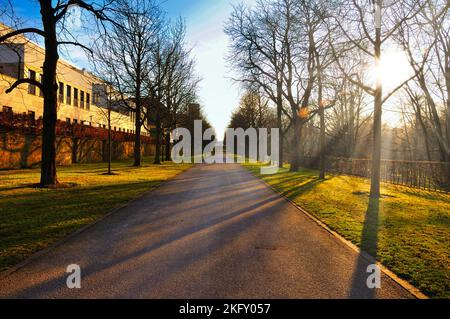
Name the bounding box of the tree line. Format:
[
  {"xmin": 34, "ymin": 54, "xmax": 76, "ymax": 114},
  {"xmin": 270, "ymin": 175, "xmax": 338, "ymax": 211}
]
[
  {"xmin": 225, "ymin": 0, "xmax": 449, "ymax": 197},
  {"xmin": 0, "ymin": 0, "xmax": 207, "ymax": 186}
]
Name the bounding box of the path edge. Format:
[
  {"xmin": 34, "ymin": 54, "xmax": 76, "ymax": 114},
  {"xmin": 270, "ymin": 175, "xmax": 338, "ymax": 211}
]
[{"xmin": 245, "ymin": 167, "xmax": 428, "ymax": 300}]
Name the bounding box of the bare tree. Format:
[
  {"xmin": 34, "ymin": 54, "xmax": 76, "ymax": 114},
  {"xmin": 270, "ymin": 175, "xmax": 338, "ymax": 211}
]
[
  {"xmin": 92, "ymin": 0, "xmax": 161, "ymax": 167},
  {"xmin": 0, "ymin": 0, "xmax": 117, "ymax": 186},
  {"xmin": 226, "ymin": 0, "xmax": 339, "ymax": 171},
  {"xmin": 329, "ymin": 0, "xmax": 423, "ymax": 198},
  {"xmin": 396, "ymin": 1, "xmax": 449, "ymax": 159},
  {"xmin": 225, "ymin": 1, "xmax": 288, "ymax": 167},
  {"xmin": 91, "ymin": 82, "xmax": 129, "ymax": 174},
  {"xmin": 162, "ymin": 44, "xmax": 199, "ymax": 161},
  {"xmin": 144, "ymin": 18, "xmax": 188, "ymax": 164}
]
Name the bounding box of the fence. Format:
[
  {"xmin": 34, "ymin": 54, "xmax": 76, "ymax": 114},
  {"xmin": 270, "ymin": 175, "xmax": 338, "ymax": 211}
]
[{"xmin": 300, "ymin": 156, "xmax": 450, "ymax": 193}]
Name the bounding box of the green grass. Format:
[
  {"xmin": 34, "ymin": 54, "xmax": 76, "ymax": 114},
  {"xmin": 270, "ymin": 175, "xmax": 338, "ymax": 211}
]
[
  {"xmin": 0, "ymin": 158, "xmax": 192, "ymax": 272},
  {"xmin": 243, "ymin": 162, "xmax": 450, "ymax": 299}
]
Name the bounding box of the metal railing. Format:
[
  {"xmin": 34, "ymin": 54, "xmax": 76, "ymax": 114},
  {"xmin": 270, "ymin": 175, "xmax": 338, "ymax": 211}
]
[{"xmin": 300, "ymin": 156, "xmax": 450, "ymax": 192}]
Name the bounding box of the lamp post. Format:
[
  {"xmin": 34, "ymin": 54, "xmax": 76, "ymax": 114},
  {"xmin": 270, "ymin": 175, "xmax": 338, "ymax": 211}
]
[{"xmin": 370, "ymin": 0, "xmax": 383, "ymax": 199}]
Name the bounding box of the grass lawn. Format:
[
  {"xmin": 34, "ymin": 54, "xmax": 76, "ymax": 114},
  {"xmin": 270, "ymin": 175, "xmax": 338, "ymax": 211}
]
[
  {"xmin": 244, "ymin": 162, "xmax": 450, "ymax": 299},
  {"xmin": 0, "ymin": 158, "xmax": 192, "ymax": 272}
]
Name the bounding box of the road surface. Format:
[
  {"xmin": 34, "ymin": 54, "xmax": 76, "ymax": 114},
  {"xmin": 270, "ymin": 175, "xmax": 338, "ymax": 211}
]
[{"xmin": 0, "ymin": 164, "xmax": 412, "ymax": 298}]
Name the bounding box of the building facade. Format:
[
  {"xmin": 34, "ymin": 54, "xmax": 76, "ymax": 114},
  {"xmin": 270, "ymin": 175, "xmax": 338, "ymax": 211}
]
[
  {"xmin": 0, "ymin": 23, "xmax": 142, "ymax": 135},
  {"xmin": 0, "ymin": 24, "xmax": 157, "ymax": 169}
]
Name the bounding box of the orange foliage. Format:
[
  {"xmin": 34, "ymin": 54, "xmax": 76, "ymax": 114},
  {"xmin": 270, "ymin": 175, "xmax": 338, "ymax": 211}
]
[{"xmin": 297, "ymin": 107, "xmax": 309, "ymax": 120}]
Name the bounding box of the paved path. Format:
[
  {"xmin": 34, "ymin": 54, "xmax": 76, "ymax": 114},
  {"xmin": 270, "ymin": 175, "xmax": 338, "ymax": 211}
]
[{"xmin": 0, "ymin": 164, "xmax": 412, "ymax": 298}]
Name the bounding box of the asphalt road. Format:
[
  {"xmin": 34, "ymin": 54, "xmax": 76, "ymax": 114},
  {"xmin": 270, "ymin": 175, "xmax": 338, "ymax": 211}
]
[{"xmin": 0, "ymin": 164, "xmax": 413, "ymax": 298}]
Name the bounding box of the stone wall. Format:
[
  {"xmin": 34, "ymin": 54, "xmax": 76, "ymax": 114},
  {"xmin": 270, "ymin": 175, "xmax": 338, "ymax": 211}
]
[{"xmin": 0, "ymin": 131, "xmax": 155, "ymax": 169}]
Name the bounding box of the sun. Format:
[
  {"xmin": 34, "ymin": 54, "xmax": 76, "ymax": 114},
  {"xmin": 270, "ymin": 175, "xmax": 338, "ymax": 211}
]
[
  {"xmin": 380, "ymin": 50, "xmax": 412, "ymax": 91},
  {"xmin": 367, "ymin": 49, "xmax": 413, "ymax": 126},
  {"xmin": 369, "ymin": 49, "xmax": 412, "ymax": 92}
]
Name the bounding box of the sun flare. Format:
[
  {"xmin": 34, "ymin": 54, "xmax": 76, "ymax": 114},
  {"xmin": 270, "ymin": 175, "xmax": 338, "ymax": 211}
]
[
  {"xmin": 368, "ymin": 50, "xmax": 413, "ymax": 126},
  {"xmin": 370, "ymin": 50, "xmax": 412, "ymax": 92}
]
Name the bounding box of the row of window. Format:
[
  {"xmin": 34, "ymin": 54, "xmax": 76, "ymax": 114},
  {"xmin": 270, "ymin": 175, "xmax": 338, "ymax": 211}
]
[
  {"xmin": 26, "ymin": 70, "xmax": 135, "ymax": 125},
  {"xmin": 28, "ymin": 70, "xmax": 91, "ymax": 110}
]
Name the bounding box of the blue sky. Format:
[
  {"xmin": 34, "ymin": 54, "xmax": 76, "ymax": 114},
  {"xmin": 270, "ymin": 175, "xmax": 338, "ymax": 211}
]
[
  {"xmin": 161, "ymin": 0, "xmax": 256, "ymax": 138},
  {"xmin": 5, "ymin": 0, "xmax": 256, "ymax": 139}
]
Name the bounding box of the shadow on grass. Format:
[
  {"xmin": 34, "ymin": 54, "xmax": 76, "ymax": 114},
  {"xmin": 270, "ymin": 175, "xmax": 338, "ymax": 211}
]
[
  {"xmin": 396, "ymin": 187, "xmax": 450, "ymax": 202},
  {"xmin": 350, "ymin": 197, "xmax": 380, "ymax": 299},
  {"xmin": 0, "ymin": 180, "xmax": 165, "ymax": 270},
  {"xmin": 0, "ymin": 183, "xmax": 37, "ymax": 192},
  {"xmin": 282, "ymin": 178, "xmax": 325, "ymax": 199},
  {"xmin": 264, "ymin": 171, "xmax": 325, "ymax": 199}
]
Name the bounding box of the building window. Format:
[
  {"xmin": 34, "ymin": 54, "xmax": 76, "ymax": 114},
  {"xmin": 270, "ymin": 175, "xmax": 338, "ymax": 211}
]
[
  {"xmin": 66, "ymin": 118, "xmax": 71, "ymax": 123},
  {"xmin": 80, "ymin": 91, "xmax": 84, "ymax": 109},
  {"xmin": 86, "ymin": 93, "xmax": 90, "ymax": 110},
  {"xmin": 66, "ymin": 85, "xmax": 72, "ymax": 105},
  {"xmin": 28, "ymin": 70, "xmax": 36, "ymax": 95},
  {"xmin": 59, "ymin": 82, "xmax": 64, "ymax": 103},
  {"xmin": 2, "ymin": 106, "xmax": 13, "ymax": 114},
  {"xmin": 93, "ymin": 93, "xmax": 98, "ymax": 105},
  {"xmin": 39, "ymin": 74, "xmax": 44, "ymax": 97},
  {"xmin": 74, "ymin": 88, "xmax": 78, "ymax": 107}
]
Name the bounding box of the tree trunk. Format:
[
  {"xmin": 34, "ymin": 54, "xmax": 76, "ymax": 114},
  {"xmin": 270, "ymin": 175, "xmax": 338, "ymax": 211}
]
[
  {"xmin": 39, "ymin": 3, "xmax": 58, "ymax": 187},
  {"xmin": 370, "ymin": 24, "xmax": 382, "ymax": 199},
  {"xmin": 316, "ymin": 53, "xmax": 325, "ymax": 179},
  {"xmin": 348, "ymin": 93, "xmax": 356, "ymax": 157},
  {"xmin": 101, "ymin": 140, "xmax": 107, "ymax": 162},
  {"xmin": 153, "ymin": 115, "xmax": 161, "ymax": 164},
  {"xmin": 276, "ymin": 81, "xmax": 284, "ymax": 168},
  {"xmin": 72, "ymin": 137, "xmax": 79, "ymax": 164},
  {"xmin": 290, "ymin": 117, "xmax": 302, "ymax": 172},
  {"xmin": 165, "ymin": 131, "xmax": 171, "ymax": 161},
  {"xmin": 133, "ymin": 103, "xmax": 141, "ymax": 167},
  {"xmin": 445, "ymin": 62, "xmax": 450, "ymax": 156},
  {"xmin": 318, "ymin": 91, "xmax": 325, "ymax": 179},
  {"xmin": 108, "ymin": 108, "xmax": 112, "ymax": 174}
]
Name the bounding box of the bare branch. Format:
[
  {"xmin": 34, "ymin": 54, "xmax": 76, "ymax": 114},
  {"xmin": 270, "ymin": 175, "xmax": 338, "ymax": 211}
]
[
  {"xmin": 0, "ymin": 27, "xmax": 45, "ymax": 43},
  {"xmin": 5, "ymin": 78, "xmax": 42, "ymax": 93},
  {"xmin": 58, "ymin": 41, "xmax": 93, "ymax": 54}
]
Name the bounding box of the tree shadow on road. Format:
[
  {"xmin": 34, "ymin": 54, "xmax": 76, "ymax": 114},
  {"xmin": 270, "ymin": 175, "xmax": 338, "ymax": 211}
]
[
  {"xmin": 1, "ymin": 193, "xmax": 283, "ymax": 298},
  {"xmin": 349, "ymin": 197, "xmax": 380, "ymax": 299}
]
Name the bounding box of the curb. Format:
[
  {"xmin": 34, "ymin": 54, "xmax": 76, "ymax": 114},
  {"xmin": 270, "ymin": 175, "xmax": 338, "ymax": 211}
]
[
  {"xmin": 0, "ymin": 164, "xmax": 194, "ymax": 280},
  {"xmin": 245, "ymin": 167, "xmax": 428, "ymax": 300}
]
